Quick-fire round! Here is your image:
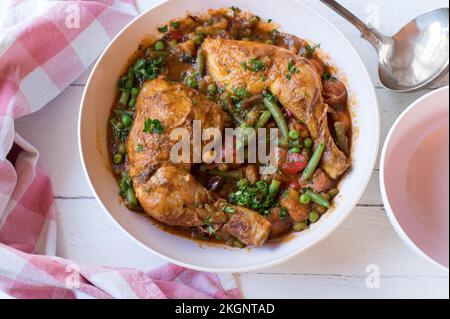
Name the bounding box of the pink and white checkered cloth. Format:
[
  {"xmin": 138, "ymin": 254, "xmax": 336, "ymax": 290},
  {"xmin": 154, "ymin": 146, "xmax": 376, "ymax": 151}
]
[{"xmin": 0, "ymin": 0, "xmax": 241, "ymax": 299}]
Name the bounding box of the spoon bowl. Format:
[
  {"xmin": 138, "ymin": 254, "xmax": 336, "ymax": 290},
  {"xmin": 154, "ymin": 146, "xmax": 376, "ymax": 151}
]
[
  {"xmin": 321, "ymin": 1, "xmax": 449, "ymax": 92},
  {"xmin": 378, "ymin": 8, "xmax": 449, "ymax": 91}
]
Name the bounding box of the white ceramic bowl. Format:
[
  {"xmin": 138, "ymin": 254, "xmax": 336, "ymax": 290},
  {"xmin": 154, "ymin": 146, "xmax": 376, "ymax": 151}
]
[
  {"xmin": 78, "ymin": 0, "xmax": 379, "ymax": 272},
  {"xmin": 380, "ymin": 86, "xmax": 449, "ymax": 271}
]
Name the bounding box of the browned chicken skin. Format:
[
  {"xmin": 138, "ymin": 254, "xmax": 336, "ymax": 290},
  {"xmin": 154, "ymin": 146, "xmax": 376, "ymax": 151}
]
[
  {"xmin": 202, "ymin": 38, "xmax": 350, "ymax": 179},
  {"xmin": 127, "ymin": 79, "xmax": 271, "ymax": 246}
]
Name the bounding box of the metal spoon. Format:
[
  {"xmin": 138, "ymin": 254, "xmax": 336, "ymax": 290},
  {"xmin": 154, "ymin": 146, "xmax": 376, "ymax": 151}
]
[{"xmin": 320, "ymin": 0, "xmax": 449, "ymax": 92}]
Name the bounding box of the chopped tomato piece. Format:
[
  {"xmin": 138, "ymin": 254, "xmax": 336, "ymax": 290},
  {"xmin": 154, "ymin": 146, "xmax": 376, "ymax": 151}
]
[
  {"xmin": 288, "ymin": 181, "xmax": 302, "ymax": 191},
  {"xmin": 168, "ymin": 31, "xmax": 183, "ymax": 42},
  {"xmin": 283, "ymin": 153, "xmax": 308, "ymax": 174}
]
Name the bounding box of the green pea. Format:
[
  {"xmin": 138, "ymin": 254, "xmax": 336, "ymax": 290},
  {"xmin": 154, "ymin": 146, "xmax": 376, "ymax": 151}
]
[
  {"xmin": 312, "ymin": 204, "xmax": 327, "ymax": 215},
  {"xmin": 293, "ymin": 222, "xmax": 309, "ymax": 232},
  {"xmin": 308, "ymin": 211, "xmax": 320, "ymax": 223},
  {"xmin": 121, "ymin": 113, "xmax": 132, "ymax": 127},
  {"xmin": 207, "ymin": 83, "xmax": 217, "ymax": 95},
  {"xmin": 185, "ymin": 75, "xmax": 198, "ymax": 89},
  {"xmin": 290, "ymin": 147, "xmax": 301, "ymax": 154},
  {"xmin": 250, "ymin": 16, "xmax": 260, "ymax": 24},
  {"xmin": 131, "ymin": 87, "xmax": 139, "ymax": 97},
  {"xmin": 118, "ymin": 143, "xmax": 127, "ymax": 154},
  {"xmin": 116, "ymin": 121, "xmax": 124, "ymax": 129},
  {"xmin": 303, "ymin": 137, "xmax": 313, "ymax": 148},
  {"xmin": 154, "ymin": 40, "xmax": 165, "ymax": 51},
  {"xmin": 125, "ymin": 187, "xmax": 138, "ymax": 207},
  {"xmin": 289, "ymin": 129, "xmax": 299, "ymax": 140},
  {"xmin": 237, "ymin": 178, "xmax": 249, "ymax": 189},
  {"xmin": 193, "ymin": 33, "xmax": 204, "ymax": 45},
  {"xmin": 299, "ymin": 193, "xmax": 311, "ymax": 204},
  {"xmin": 113, "ymin": 153, "xmax": 123, "ymax": 164}
]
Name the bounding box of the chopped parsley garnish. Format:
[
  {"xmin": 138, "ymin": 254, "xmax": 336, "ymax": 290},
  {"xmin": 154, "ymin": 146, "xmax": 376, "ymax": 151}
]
[
  {"xmin": 119, "ymin": 174, "xmax": 132, "ymax": 196},
  {"xmin": 230, "ymin": 6, "xmax": 240, "ymax": 12},
  {"xmin": 231, "ymin": 86, "xmax": 248, "ymax": 108},
  {"xmin": 222, "ymin": 206, "xmax": 236, "ymax": 214},
  {"xmin": 109, "ymin": 118, "xmax": 129, "ymax": 139},
  {"xmin": 229, "ymin": 179, "xmax": 277, "ymax": 215},
  {"xmin": 267, "ymin": 18, "xmax": 272, "ymax": 23},
  {"xmin": 143, "ymin": 118, "xmax": 164, "ymax": 134},
  {"xmin": 286, "ymin": 59, "xmax": 299, "ymax": 79},
  {"xmin": 158, "ymin": 25, "xmax": 168, "ymax": 33},
  {"xmin": 280, "ymin": 207, "xmax": 289, "ymax": 220},
  {"xmin": 323, "ymin": 73, "xmax": 337, "ymax": 81},
  {"xmin": 205, "ymin": 214, "xmax": 216, "ymax": 235},
  {"xmin": 299, "ymin": 43, "xmax": 321, "ymax": 59},
  {"xmin": 269, "ymin": 29, "xmax": 280, "ymax": 43},
  {"xmin": 241, "ymin": 58, "xmax": 267, "ymax": 72},
  {"xmin": 136, "ymin": 144, "xmax": 144, "ymax": 152},
  {"xmin": 233, "ymin": 86, "xmax": 248, "ymax": 99},
  {"xmin": 132, "ymin": 55, "xmax": 165, "ymax": 85},
  {"xmin": 263, "ymin": 91, "xmax": 276, "ymax": 102},
  {"xmin": 170, "ymin": 21, "xmax": 180, "ymax": 29}
]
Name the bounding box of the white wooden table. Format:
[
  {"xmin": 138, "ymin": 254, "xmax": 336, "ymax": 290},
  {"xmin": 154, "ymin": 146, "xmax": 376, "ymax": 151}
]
[{"xmin": 15, "ymin": 0, "xmax": 449, "ymax": 299}]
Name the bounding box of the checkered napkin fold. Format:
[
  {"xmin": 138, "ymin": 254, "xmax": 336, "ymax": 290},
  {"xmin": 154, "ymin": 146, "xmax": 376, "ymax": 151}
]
[{"xmin": 0, "ymin": 0, "xmax": 240, "ymax": 299}]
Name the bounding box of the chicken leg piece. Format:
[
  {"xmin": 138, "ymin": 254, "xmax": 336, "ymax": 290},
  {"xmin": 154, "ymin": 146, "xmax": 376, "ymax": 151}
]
[
  {"xmin": 202, "ymin": 38, "xmax": 350, "ymax": 179},
  {"xmin": 127, "ymin": 79, "xmax": 271, "ymax": 246}
]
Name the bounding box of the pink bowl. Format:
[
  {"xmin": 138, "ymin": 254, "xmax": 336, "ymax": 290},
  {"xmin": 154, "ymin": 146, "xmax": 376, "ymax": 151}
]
[{"xmin": 380, "ymin": 86, "xmax": 449, "ymax": 271}]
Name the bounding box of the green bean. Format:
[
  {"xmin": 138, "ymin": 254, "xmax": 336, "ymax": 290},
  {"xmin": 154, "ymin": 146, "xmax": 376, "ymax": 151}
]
[
  {"xmin": 255, "ymin": 110, "xmax": 272, "ymax": 128},
  {"xmin": 205, "ymin": 169, "xmax": 243, "ymax": 180},
  {"xmin": 263, "ymin": 95, "xmax": 289, "ymax": 145},
  {"xmin": 269, "ymin": 179, "xmax": 281, "ymax": 196},
  {"xmin": 128, "ymin": 87, "xmax": 139, "ymax": 108},
  {"xmin": 232, "ymin": 238, "xmax": 246, "ymax": 248},
  {"xmin": 221, "ymin": 92, "xmax": 244, "ymax": 124},
  {"xmin": 305, "ymin": 189, "xmax": 330, "ymax": 208},
  {"xmin": 290, "ymin": 147, "xmax": 301, "ymax": 154},
  {"xmin": 334, "ymin": 122, "xmax": 349, "ymax": 154},
  {"xmin": 196, "ymin": 50, "xmax": 205, "ymax": 76},
  {"xmin": 119, "ymin": 89, "xmax": 130, "ymax": 106},
  {"xmin": 302, "ymin": 143, "xmax": 325, "ymax": 180},
  {"xmin": 119, "ymin": 68, "xmax": 134, "ymax": 105},
  {"xmin": 125, "ymin": 187, "xmax": 138, "ymax": 207}
]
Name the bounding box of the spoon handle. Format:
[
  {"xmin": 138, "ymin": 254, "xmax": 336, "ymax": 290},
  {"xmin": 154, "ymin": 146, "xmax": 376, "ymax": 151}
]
[{"xmin": 319, "ymin": 0, "xmax": 385, "ymax": 48}]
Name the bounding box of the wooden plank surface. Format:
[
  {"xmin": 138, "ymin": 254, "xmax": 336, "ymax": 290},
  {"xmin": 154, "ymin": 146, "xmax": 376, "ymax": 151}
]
[{"xmin": 14, "ymin": 0, "xmax": 449, "ymax": 298}]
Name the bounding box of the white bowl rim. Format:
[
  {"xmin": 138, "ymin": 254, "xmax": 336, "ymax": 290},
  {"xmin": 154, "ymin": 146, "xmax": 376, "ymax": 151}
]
[
  {"xmin": 379, "ymin": 85, "xmax": 449, "ymax": 273},
  {"xmin": 78, "ymin": 0, "xmax": 380, "ymax": 272}
]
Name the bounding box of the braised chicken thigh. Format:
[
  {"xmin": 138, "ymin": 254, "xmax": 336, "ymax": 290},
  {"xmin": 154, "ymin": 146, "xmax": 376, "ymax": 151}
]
[{"xmin": 202, "ymin": 38, "xmax": 350, "ymax": 179}]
